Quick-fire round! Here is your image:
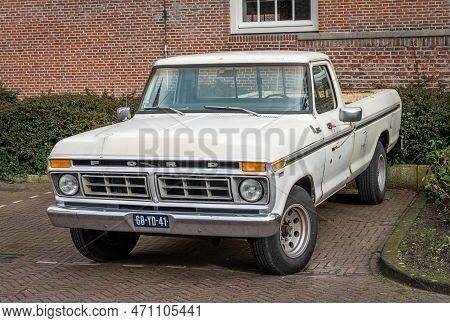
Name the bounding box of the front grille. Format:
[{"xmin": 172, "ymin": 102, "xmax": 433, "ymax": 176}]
[
  {"xmin": 158, "ymin": 175, "xmax": 232, "ymax": 201},
  {"xmin": 81, "ymin": 174, "xmax": 149, "ymax": 199}
]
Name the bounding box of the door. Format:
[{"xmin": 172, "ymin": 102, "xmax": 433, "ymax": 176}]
[{"xmin": 311, "ymin": 63, "xmax": 354, "ymax": 200}]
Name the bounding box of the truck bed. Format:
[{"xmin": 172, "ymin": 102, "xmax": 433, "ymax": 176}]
[
  {"xmin": 341, "ymin": 89, "xmax": 385, "ymax": 105},
  {"xmin": 343, "ymin": 89, "xmax": 401, "ymax": 127}
]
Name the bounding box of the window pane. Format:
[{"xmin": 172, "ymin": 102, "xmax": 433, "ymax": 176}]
[
  {"xmin": 277, "ymin": 0, "xmax": 293, "ymax": 21},
  {"xmin": 260, "ymin": 0, "xmax": 275, "ymax": 22},
  {"xmin": 312, "ymin": 66, "xmax": 336, "ymax": 114},
  {"xmin": 142, "ymin": 69, "xmax": 179, "ymax": 108},
  {"xmin": 140, "ymin": 66, "xmax": 310, "ymax": 113},
  {"xmin": 259, "ymin": 67, "xmax": 286, "ymax": 97},
  {"xmin": 198, "ymin": 68, "xmax": 236, "ymax": 98},
  {"xmin": 236, "ymin": 68, "xmax": 259, "ymax": 98},
  {"xmin": 243, "ymin": 0, "xmax": 258, "ymax": 22},
  {"xmin": 295, "ymin": 0, "xmax": 311, "ymax": 20}
]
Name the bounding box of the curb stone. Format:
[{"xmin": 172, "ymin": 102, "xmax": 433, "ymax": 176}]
[
  {"xmin": 11, "ymin": 175, "xmax": 50, "ymax": 183},
  {"xmin": 380, "ymin": 193, "xmax": 450, "ymax": 295}
]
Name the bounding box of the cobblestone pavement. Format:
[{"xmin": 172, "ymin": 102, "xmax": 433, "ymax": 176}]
[{"xmin": 0, "ymin": 183, "xmax": 448, "ymax": 302}]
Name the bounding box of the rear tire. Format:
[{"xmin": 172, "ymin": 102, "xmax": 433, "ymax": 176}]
[
  {"xmin": 356, "ymin": 141, "xmax": 387, "ymax": 205},
  {"xmin": 249, "ymin": 186, "xmax": 317, "ymax": 275},
  {"xmin": 70, "ymin": 228, "xmax": 139, "ymax": 262}
]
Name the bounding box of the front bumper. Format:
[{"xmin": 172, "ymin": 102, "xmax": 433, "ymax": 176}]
[{"xmin": 47, "ymin": 205, "xmax": 281, "ymax": 238}]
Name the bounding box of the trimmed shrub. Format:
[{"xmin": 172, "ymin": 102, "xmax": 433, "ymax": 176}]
[
  {"xmin": 0, "ymin": 81, "xmax": 19, "ymax": 105},
  {"xmin": 423, "ymin": 141, "xmax": 450, "ymax": 205},
  {"xmin": 0, "ymin": 83, "xmax": 448, "ymax": 179},
  {"xmin": 389, "ymin": 85, "xmax": 450, "ymax": 165},
  {"xmin": 0, "ymin": 92, "xmax": 139, "ymax": 179}
]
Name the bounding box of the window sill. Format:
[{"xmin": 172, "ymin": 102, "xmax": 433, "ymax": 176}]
[{"xmin": 231, "ymin": 23, "xmax": 318, "ymax": 35}]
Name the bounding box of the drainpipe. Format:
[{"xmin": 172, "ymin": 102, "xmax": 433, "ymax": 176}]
[{"xmin": 162, "ymin": 0, "xmax": 169, "ymax": 57}]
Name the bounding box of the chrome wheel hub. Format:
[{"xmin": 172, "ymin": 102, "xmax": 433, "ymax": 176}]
[
  {"xmin": 377, "ymin": 154, "xmax": 386, "ymax": 191},
  {"xmin": 280, "ymin": 204, "xmax": 311, "ymax": 258}
]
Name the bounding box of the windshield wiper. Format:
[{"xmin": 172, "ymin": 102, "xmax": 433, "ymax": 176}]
[
  {"xmin": 204, "ymin": 105, "xmax": 261, "ymax": 117},
  {"xmin": 143, "ymin": 106, "xmax": 185, "ymax": 116}
]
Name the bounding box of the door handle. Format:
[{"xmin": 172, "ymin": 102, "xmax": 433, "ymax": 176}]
[{"xmin": 327, "ymin": 122, "xmax": 336, "ymax": 130}]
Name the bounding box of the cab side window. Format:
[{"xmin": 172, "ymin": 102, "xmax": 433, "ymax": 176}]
[{"xmin": 312, "ymin": 65, "xmax": 337, "ymax": 114}]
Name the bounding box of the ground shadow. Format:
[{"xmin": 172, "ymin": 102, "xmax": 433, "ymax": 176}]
[
  {"xmin": 118, "ymin": 235, "xmax": 263, "ymax": 274},
  {"xmin": 328, "ymin": 192, "xmax": 365, "ymax": 205}
]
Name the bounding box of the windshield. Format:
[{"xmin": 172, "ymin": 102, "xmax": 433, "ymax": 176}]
[{"xmin": 139, "ymin": 65, "xmax": 310, "ymax": 114}]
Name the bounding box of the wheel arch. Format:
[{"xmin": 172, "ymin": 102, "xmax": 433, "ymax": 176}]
[
  {"xmin": 292, "ymin": 175, "xmax": 315, "ymax": 203},
  {"xmin": 378, "ymin": 129, "xmax": 390, "ymax": 150}
]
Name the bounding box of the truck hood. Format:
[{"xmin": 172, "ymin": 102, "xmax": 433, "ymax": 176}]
[{"xmin": 50, "ymin": 113, "xmax": 320, "ymax": 162}]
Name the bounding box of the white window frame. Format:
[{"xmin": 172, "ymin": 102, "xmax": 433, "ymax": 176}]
[{"xmin": 230, "ymin": 0, "xmax": 318, "ymax": 34}]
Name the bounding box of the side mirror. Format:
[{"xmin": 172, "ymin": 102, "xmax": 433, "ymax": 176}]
[
  {"xmin": 117, "ymin": 107, "xmax": 131, "ymax": 122},
  {"xmin": 339, "ymin": 107, "xmax": 362, "ymax": 123}
]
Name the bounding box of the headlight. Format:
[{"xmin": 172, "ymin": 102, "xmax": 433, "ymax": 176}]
[
  {"xmin": 58, "ymin": 174, "xmax": 79, "ymax": 196},
  {"xmin": 239, "ymin": 179, "xmax": 263, "ymax": 202}
]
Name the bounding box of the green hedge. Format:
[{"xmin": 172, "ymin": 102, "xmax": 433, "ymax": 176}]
[
  {"xmin": 423, "ymin": 142, "xmax": 449, "ymax": 204},
  {"xmin": 0, "ymin": 82, "xmax": 19, "ymax": 105},
  {"xmin": 0, "ymin": 83, "xmax": 448, "ymax": 179},
  {"xmin": 389, "ymin": 85, "xmax": 450, "ymax": 165},
  {"xmin": 0, "ymin": 90, "xmax": 139, "ymax": 179}
]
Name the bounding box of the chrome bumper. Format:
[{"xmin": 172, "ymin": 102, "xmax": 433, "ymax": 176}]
[{"xmin": 47, "ymin": 205, "xmax": 281, "ymax": 238}]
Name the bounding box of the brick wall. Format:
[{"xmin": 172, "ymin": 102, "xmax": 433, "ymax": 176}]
[
  {"xmin": 318, "ymin": 0, "xmax": 449, "ymax": 32},
  {"xmin": 300, "ymin": 37, "xmax": 450, "ymax": 89},
  {"xmin": 0, "ymin": 0, "xmax": 448, "ymax": 97}
]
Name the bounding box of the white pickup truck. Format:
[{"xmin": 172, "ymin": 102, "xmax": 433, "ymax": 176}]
[{"xmin": 47, "ymin": 51, "xmax": 402, "ymax": 274}]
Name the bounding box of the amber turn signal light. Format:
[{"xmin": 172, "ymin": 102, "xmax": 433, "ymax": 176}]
[
  {"xmin": 241, "ymin": 162, "xmax": 266, "ymax": 172},
  {"xmin": 273, "ymin": 160, "xmax": 286, "ymax": 171},
  {"xmin": 50, "ymin": 159, "xmax": 71, "ymax": 168}
]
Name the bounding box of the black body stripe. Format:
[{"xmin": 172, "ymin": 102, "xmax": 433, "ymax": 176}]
[
  {"xmin": 282, "ymin": 103, "xmax": 401, "ymax": 165},
  {"xmin": 355, "ymin": 103, "xmax": 401, "ymax": 130},
  {"xmin": 285, "ymin": 127, "xmax": 353, "ymax": 165}
]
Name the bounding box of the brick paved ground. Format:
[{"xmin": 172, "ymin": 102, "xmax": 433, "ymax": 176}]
[{"xmin": 0, "ymin": 183, "xmax": 448, "ymax": 302}]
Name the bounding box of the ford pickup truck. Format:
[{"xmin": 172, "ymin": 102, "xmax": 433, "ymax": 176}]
[{"xmin": 47, "ymin": 51, "xmax": 402, "ymax": 274}]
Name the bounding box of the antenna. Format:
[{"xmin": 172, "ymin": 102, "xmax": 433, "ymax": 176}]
[{"xmin": 163, "ymin": 0, "xmax": 169, "ymax": 57}]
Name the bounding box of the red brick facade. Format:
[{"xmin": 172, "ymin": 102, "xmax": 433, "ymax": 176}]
[
  {"xmin": 318, "ymin": 0, "xmax": 449, "ymax": 32},
  {"xmin": 0, "ymin": 0, "xmax": 448, "ymax": 97}
]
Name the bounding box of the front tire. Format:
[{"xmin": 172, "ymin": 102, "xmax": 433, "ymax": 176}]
[
  {"xmin": 356, "ymin": 141, "xmax": 387, "ymax": 205},
  {"xmin": 70, "ymin": 228, "xmax": 140, "ymax": 262},
  {"xmin": 249, "ymin": 186, "xmax": 317, "ymax": 275}
]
